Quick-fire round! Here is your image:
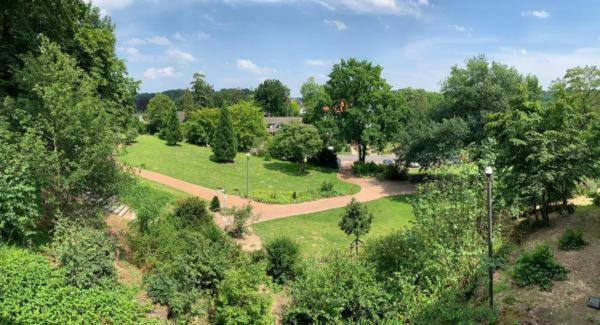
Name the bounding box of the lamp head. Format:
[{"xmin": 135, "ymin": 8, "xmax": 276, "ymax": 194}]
[
  {"xmin": 484, "ymin": 166, "xmax": 493, "ymax": 177},
  {"xmin": 246, "ymin": 153, "xmax": 251, "ymax": 158}
]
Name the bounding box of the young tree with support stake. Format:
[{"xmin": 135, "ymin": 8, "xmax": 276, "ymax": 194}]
[{"xmin": 339, "ymin": 198, "xmax": 373, "ymax": 254}]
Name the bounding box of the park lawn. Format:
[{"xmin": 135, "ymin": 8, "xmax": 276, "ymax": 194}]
[
  {"xmin": 253, "ymin": 195, "xmax": 414, "ymax": 257},
  {"xmin": 120, "ymin": 177, "xmax": 190, "ymax": 217},
  {"xmin": 120, "ymin": 135, "xmax": 359, "ymax": 203}
]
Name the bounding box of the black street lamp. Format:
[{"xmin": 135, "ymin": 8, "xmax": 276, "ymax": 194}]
[
  {"xmin": 484, "ymin": 166, "xmax": 494, "ymax": 310},
  {"xmin": 246, "ymin": 153, "xmax": 251, "ymax": 198}
]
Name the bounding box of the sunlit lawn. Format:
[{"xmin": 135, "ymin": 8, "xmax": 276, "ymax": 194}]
[
  {"xmin": 119, "ymin": 135, "xmax": 359, "ymax": 201},
  {"xmin": 253, "ymin": 195, "xmax": 415, "ymax": 257}
]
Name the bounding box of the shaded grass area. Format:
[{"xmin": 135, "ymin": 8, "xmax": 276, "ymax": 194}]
[
  {"xmin": 119, "ymin": 135, "xmax": 359, "ymax": 203},
  {"xmin": 253, "ymin": 195, "xmax": 414, "ymax": 257},
  {"xmin": 119, "ymin": 177, "xmax": 190, "ymax": 217}
]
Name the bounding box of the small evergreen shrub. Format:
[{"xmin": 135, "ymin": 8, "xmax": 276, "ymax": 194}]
[
  {"xmin": 512, "ymin": 243, "xmax": 568, "ymax": 291},
  {"xmin": 558, "ymin": 228, "xmax": 586, "ymax": 250},
  {"xmin": 320, "ymin": 180, "xmax": 335, "ymax": 195},
  {"xmin": 292, "ymin": 191, "xmax": 298, "ymax": 200},
  {"xmin": 173, "ymin": 197, "xmax": 212, "ymax": 228},
  {"xmin": 210, "ymin": 196, "xmax": 221, "ymax": 212},
  {"xmin": 264, "ymin": 236, "xmax": 302, "ymax": 284}
]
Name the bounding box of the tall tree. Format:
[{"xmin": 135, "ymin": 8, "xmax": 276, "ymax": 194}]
[
  {"xmin": 183, "ymin": 108, "xmax": 220, "ymax": 146},
  {"xmin": 270, "ymin": 123, "xmax": 322, "ymax": 173},
  {"xmin": 146, "ymin": 94, "xmax": 176, "ymax": 135},
  {"xmin": 212, "ymin": 106, "xmax": 237, "ymax": 162},
  {"xmin": 190, "ymin": 73, "xmax": 215, "ymax": 108},
  {"xmin": 552, "ymin": 65, "xmax": 600, "ymax": 115},
  {"xmin": 325, "ymin": 58, "xmax": 404, "ymax": 162},
  {"xmin": 254, "ymin": 79, "xmax": 291, "ymax": 116},
  {"xmin": 0, "ymin": 38, "xmax": 122, "ymax": 223},
  {"xmin": 229, "ymin": 101, "xmax": 267, "ymax": 151},
  {"xmin": 160, "ymin": 107, "xmax": 183, "ymax": 146},
  {"xmin": 214, "ymin": 88, "xmax": 253, "ymax": 107},
  {"xmin": 0, "ymin": 0, "xmax": 138, "ymax": 128},
  {"xmin": 178, "ymin": 89, "xmax": 196, "ymax": 116},
  {"xmin": 338, "ymin": 198, "xmax": 373, "ymax": 253}
]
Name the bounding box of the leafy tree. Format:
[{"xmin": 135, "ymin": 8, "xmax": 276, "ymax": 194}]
[
  {"xmin": 146, "ymin": 94, "xmax": 177, "ymax": 135},
  {"xmin": 183, "ymin": 108, "xmax": 219, "ymax": 145},
  {"xmin": 270, "ymin": 122, "xmax": 322, "ymax": 173},
  {"xmin": 254, "ymin": 79, "xmax": 291, "ymax": 116},
  {"xmin": 325, "ymin": 58, "xmax": 404, "ymax": 162},
  {"xmin": 190, "ymin": 73, "xmax": 215, "ymax": 108},
  {"xmin": 264, "ymin": 236, "xmax": 301, "ymax": 284},
  {"xmin": 553, "ymin": 65, "xmax": 600, "ymax": 114},
  {"xmin": 160, "ymin": 107, "xmax": 183, "ymax": 145},
  {"xmin": 212, "ymin": 106, "xmax": 237, "ymax": 162},
  {"xmin": 214, "ymin": 88, "xmax": 253, "ymax": 107},
  {"xmin": 178, "ymin": 89, "xmax": 196, "ymax": 116},
  {"xmin": 173, "ymin": 197, "xmax": 212, "ymax": 228},
  {"xmin": 0, "ymin": 0, "xmax": 138, "ymax": 128},
  {"xmin": 338, "ymin": 198, "xmax": 373, "ymax": 253},
  {"xmin": 301, "ymin": 77, "xmax": 331, "ymax": 123},
  {"xmin": 0, "ymin": 38, "xmax": 123, "ymax": 221},
  {"xmin": 229, "ymin": 101, "xmax": 267, "ymax": 151}
]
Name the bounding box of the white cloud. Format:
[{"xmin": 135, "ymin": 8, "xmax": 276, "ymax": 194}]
[
  {"xmin": 224, "ymin": 0, "xmax": 428, "ymax": 16},
  {"xmin": 521, "ymin": 10, "xmax": 550, "ymax": 19},
  {"xmin": 172, "ymin": 32, "xmax": 185, "ymax": 41},
  {"xmin": 197, "ymin": 32, "xmax": 211, "ymax": 39},
  {"xmin": 305, "ymin": 59, "xmax": 332, "ymax": 66},
  {"xmin": 143, "ymin": 67, "xmax": 177, "ymax": 79},
  {"xmin": 126, "ymin": 38, "xmax": 146, "ymax": 46},
  {"xmin": 449, "ymin": 25, "xmax": 472, "ymax": 33},
  {"xmin": 146, "ymin": 36, "xmax": 171, "ymax": 46},
  {"xmin": 236, "ymin": 59, "xmax": 275, "ymax": 74},
  {"xmin": 167, "ymin": 48, "xmax": 195, "ymax": 62},
  {"xmin": 324, "ymin": 19, "xmax": 348, "ymax": 31},
  {"xmin": 89, "ymin": 0, "xmax": 133, "ymax": 13},
  {"xmin": 125, "ymin": 47, "xmax": 139, "ymax": 55}
]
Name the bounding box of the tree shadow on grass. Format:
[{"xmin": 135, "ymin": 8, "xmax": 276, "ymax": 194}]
[
  {"xmin": 388, "ymin": 194, "xmax": 415, "ymax": 205},
  {"xmin": 208, "ymin": 155, "xmax": 235, "ymax": 164}
]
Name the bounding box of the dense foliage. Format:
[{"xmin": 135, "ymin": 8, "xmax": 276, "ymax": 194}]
[
  {"xmin": 146, "ymin": 94, "xmax": 176, "ymax": 135},
  {"xmin": 264, "ymin": 236, "xmax": 302, "ymax": 284},
  {"xmin": 558, "ymin": 228, "xmax": 586, "ymax": 250},
  {"xmin": 160, "ymin": 106, "xmax": 183, "ymax": 145},
  {"xmin": 0, "ymin": 246, "xmax": 148, "ymax": 323},
  {"xmin": 184, "ymin": 108, "xmax": 220, "ymax": 146},
  {"xmin": 270, "ymin": 122, "xmax": 322, "ymax": 172},
  {"xmin": 212, "ymin": 106, "xmax": 237, "ymax": 162},
  {"xmin": 228, "ymin": 101, "xmax": 267, "ymax": 151},
  {"xmin": 338, "ymin": 198, "xmax": 373, "ymax": 252},
  {"xmin": 512, "ymin": 244, "xmax": 568, "ymax": 291},
  {"xmin": 254, "ymin": 79, "xmax": 291, "ymax": 116}
]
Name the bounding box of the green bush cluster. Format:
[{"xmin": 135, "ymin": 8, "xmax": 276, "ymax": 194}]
[
  {"xmin": 227, "ymin": 204, "xmax": 253, "ymax": 238},
  {"xmin": 0, "ymin": 247, "xmax": 148, "ymax": 324},
  {"xmin": 512, "ymin": 243, "xmax": 568, "ymax": 291},
  {"xmin": 264, "ymin": 236, "xmax": 302, "ymax": 284},
  {"xmin": 558, "ymin": 228, "xmax": 586, "ymax": 250},
  {"xmin": 351, "ymin": 161, "xmax": 408, "ymax": 180},
  {"xmin": 173, "ymin": 197, "xmax": 213, "ymax": 228},
  {"xmin": 48, "ymin": 223, "xmax": 116, "ymax": 289}
]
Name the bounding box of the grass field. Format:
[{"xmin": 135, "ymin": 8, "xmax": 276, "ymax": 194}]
[
  {"xmin": 119, "ymin": 178, "xmax": 190, "ymax": 217},
  {"xmin": 119, "ymin": 135, "xmax": 359, "ymax": 203},
  {"xmin": 253, "ymin": 195, "xmax": 414, "ymax": 257}
]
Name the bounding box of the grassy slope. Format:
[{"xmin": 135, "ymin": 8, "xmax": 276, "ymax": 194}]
[
  {"xmin": 120, "ymin": 135, "xmax": 359, "ymax": 199},
  {"xmin": 253, "ymin": 195, "xmax": 414, "ymax": 257},
  {"xmin": 119, "ymin": 178, "xmax": 190, "ymax": 217}
]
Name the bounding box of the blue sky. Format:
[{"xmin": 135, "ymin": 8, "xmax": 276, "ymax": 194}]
[{"xmin": 92, "ymin": 0, "xmax": 600, "ymax": 96}]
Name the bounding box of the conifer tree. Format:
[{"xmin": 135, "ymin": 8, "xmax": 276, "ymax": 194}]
[
  {"xmin": 161, "ymin": 108, "xmax": 183, "ymax": 145},
  {"xmin": 212, "ymin": 106, "xmax": 237, "ymax": 162}
]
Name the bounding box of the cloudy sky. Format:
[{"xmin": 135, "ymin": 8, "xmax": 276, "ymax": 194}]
[{"xmin": 94, "ymin": 0, "xmax": 600, "ymax": 96}]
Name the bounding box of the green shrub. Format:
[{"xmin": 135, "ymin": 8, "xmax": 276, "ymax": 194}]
[
  {"xmin": 319, "ymin": 180, "xmax": 335, "ymax": 195},
  {"xmin": 285, "ymin": 251, "xmax": 394, "ymax": 323},
  {"xmin": 558, "ymin": 228, "xmax": 586, "ymax": 250},
  {"xmin": 382, "ymin": 165, "xmax": 408, "ymax": 180},
  {"xmin": 128, "ymin": 216, "xmax": 186, "ymax": 267},
  {"xmin": 173, "ymin": 197, "xmax": 212, "ymax": 228},
  {"xmin": 227, "ymin": 204, "xmax": 253, "ymax": 238},
  {"xmin": 264, "ymin": 236, "xmax": 301, "ymax": 284},
  {"xmin": 351, "ymin": 161, "xmax": 384, "ymax": 177},
  {"xmin": 308, "ymin": 147, "xmax": 339, "ymax": 169},
  {"xmin": 213, "ymin": 261, "xmax": 273, "ymax": 324},
  {"xmin": 512, "ymin": 243, "xmax": 568, "ymax": 291},
  {"xmin": 210, "ymin": 196, "xmax": 221, "ymax": 211},
  {"xmin": 0, "ymin": 247, "xmax": 148, "ymax": 323},
  {"xmin": 49, "ymin": 223, "xmax": 116, "ymax": 289},
  {"xmin": 591, "ymin": 192, "xmax": 600, "ymax": 207}
]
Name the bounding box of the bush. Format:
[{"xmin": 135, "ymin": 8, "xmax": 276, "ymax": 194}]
[
  {"xmin": 558, "ymin": 228, "xmax": 586, "ymax": 250},
  {"xmin": 512, "ymin": 243, "xmax": 568, "ymax": 291},
  {"xmin": 227, "ymin": 204, "xmax": 253, "ymax": 238},
  {"xmin": 351, "ymin": 161, "xmax": 384, "ymax": 177},
  {"xmin": 213, "ymin": 261, "xmax": 273, "ymax": 324},
  {"xmin": 319, "ymin": 180, "xmax": 335, "ymax": 195},
  {"xmin": 49, "ymin": 223, "xmax": 116, "ymax": 289},
  {"xmin": 0, "ymin": 247, "xmax": 147, "ymax": 323},
  {"xmin": 210, "ymin": 196, "xmax": 221, "ymax": 212},
  {"xmin": 173, "ymin": 197, "xmax": 212, "ymax": 228},
  {"xmin": 264, "ymin": 236, "xmax": 301, "ymax": 284},
  {"xmin": 285, "ymin": 251, "xmax": 394, "ymax": 323},
  {"xmin": 308, "ymin": 147, "xmax": 338, "ymax": 169},
  {"xmin": 382, "ymin": 165, "xmax": 408, "ymax": 181}
]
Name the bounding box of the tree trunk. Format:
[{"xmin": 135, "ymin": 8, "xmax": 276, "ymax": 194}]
[
  {"xmin": 358, "ymin": 143, "xmax": 367, "ymax": 163},
  {"xmin": 541, "ymin": 190, "xmax": 550, "ymax": 226}
]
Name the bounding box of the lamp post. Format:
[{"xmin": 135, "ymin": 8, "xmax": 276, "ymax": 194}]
[
  {"xmin": 484, "ymin": 166, "xmax": 494, "ymax": 310},
  {"xmin": 246, "ymin": 153, "xmax": 251, "ymax": 198}
]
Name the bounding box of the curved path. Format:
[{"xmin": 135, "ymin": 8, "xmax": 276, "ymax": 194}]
[{"xmin": 137, "ymin": 168, "xmax": 415, "ymax": 224}]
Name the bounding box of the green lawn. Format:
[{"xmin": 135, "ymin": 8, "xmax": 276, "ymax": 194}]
[
  {"xmin": 253, "ymin": 195, "xmax": 414, "ymax": 257},
  {"xmin": 120, "ymin": 135, "xmax": 359, "ymax": 203},
  {"xmin": 120, "ymin": 178, "xmax": 190, "ymax": 217}
]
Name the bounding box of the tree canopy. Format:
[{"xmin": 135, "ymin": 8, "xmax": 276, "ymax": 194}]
[
  {"xmin": 270, "ymin": 123, "xmax": 322, "ymax": 172},
  {"xmin": 254, "ymin": 79, "xmax": 291, "ymax": 116}
]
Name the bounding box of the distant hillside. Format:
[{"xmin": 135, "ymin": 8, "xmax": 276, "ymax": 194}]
[
  {"xmin": 134, "ymin": 88, "xmax": 254, "ymax": 111},
  {"xmin": 134, "ymin": 89, "xmax": 185, "ymax": 111}
]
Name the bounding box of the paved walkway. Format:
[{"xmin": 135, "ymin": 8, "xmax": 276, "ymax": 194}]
[{"xmin": 137, "ymin": 168, "xmax": 415, "ymax": 224}]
